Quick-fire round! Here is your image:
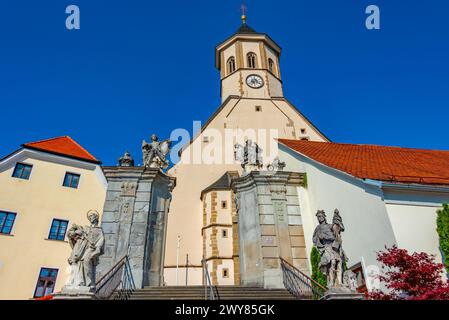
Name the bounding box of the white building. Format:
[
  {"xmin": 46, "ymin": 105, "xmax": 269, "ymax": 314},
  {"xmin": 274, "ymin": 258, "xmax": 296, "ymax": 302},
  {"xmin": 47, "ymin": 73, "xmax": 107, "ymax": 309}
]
[{"xmin": 278, "ymin": 139, "xmax": 449, "ymax": 291}]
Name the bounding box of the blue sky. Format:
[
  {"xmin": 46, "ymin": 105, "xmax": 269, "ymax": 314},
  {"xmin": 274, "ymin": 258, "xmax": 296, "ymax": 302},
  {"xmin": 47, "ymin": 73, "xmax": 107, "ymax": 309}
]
[{"xmin": 1, "ymin": 0, "xmax": 448, "ymax": 165}]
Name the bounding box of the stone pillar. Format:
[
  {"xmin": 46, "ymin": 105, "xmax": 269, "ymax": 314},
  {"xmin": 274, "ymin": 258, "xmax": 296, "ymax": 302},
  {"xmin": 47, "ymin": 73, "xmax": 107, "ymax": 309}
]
[
  {"xmin": 97, "ymin": 167, "xmax": 175, "ymax": 288},
  {"xmin": 232, "ymin": 171, "xmax": 305, "ymax": 288}
]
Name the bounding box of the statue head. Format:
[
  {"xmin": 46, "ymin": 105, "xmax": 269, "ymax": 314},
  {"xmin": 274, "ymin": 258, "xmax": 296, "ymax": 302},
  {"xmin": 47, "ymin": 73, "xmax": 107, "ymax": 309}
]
[
  {"xmin": 316, "ymin": 210, "xmax": 327, "ymax": 224},
  {"xmin": 87, "ymin": 210, "xmax": 100, "ymax": 226},
  {"xmin": 151, "ymin": 134, "xmax": 158, "ymax": 142}
]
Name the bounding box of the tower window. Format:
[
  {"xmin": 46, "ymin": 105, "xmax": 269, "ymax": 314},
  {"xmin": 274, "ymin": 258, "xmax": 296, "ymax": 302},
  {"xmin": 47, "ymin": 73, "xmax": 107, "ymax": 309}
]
[
  {"xmin": 222, "ymin": 229, "xmax": 228, "ymax": 238},
  {"xmin": 247, "ymin": 52, "xmax": 257, "ymax": 69},
  {"xmin": 222, "ymin": 268, "xmax": 229, "ymax": 278},
  {"xmin": 227, "ymin": 57, "xmax": 236, "ymax": 74},
  {"xmin": 255, "ymin": 106, "xmax": 262, "ymax": 112},
  {"xmin": 300, "ymin": 128, "xmax": 306, "ymax": 134},
  {"xmin": 268, "ymin": 58, "xmax": 275, "ymax": 73},
  {"xmin": 203, "ymin": 136, "xmax": 209, "ymax": 143},
  {"xmin": 221, "ymin": 200, "xmax": 227, "ymax": 209}
]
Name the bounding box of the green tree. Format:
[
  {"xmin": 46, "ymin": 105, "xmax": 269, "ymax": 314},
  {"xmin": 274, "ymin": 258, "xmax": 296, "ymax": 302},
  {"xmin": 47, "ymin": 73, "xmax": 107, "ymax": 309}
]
[
  {"xmin": 310, "ymin": 246, "xmax": 327, "ymax": 287},
  {"xmin": 437, "ymin": 203, "xmax": 449, "ymax": 274}
]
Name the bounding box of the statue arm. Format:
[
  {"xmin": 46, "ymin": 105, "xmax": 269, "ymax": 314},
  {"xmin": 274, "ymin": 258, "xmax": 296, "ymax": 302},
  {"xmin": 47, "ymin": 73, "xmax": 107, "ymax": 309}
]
[{"xmin": 91, "ymin": 232, "xmax": 105, "ymax": 258}]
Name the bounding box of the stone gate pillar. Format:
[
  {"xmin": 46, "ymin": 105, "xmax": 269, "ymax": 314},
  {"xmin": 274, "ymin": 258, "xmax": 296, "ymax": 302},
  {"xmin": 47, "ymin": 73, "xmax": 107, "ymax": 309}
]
[
  {"xmin": 96, "ymin": 167, "xmax": 175, "ymax": 288},
  {"xmin": 232, "ymin": 171, "xmax": 305, "ymax": 288}
]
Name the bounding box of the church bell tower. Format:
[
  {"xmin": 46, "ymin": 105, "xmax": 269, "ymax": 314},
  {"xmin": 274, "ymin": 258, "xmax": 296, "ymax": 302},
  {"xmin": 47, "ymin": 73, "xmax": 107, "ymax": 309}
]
[{"xmin": 215, "ymin": 13, "xmax": 284, "ymax": 102}]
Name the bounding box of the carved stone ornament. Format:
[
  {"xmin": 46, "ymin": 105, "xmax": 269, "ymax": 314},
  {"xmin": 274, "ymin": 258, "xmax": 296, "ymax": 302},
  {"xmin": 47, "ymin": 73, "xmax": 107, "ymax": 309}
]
[
  {"xmin": 118, "ymin": 151, "xmax": 135, "ymax": 167},
  {"xmin": 121, "ymin": 182, "xmax": 137, "ymax": 197}
]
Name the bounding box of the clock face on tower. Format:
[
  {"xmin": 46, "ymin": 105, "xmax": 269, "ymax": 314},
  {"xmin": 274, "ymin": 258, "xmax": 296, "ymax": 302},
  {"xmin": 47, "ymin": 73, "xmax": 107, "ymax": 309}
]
[{"xmin": 246, "ymin": 74, "xmax": 264, "ymax": 89}]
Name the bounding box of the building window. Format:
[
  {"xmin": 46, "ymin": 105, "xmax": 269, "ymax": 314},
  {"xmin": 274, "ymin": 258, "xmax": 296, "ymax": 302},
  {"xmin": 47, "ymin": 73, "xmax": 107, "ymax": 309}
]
[
  {"xmin": 247, "ymin": 52, "xmax": 257, "ymax": 69},
  {"xmin": 12, "ymin": 163, "xmax": 32, "ymax": 180},
  {"xmin": 255, "ymin": 105, "xmax": 262, "ymax": 112},
  {"xmin": 222, "ymin": 229, "xmax": 228, "ymax": 238},
  {"xmin": 227, "ymin": 56, "xmax": 236, "ymax": 74},
  {"xmin": 301, "ymin": 138, "xmax": 309, "ymax": 141},
  {"xmin": 63, "ymin": 172, "xmax": 80, "ymax": 189},
  {"xmin": 222, "ymin": 268, "xmax": 229, "ymax": 278},
  {"xmin": 203, "ymin": 136, "xmax": 209, "ymax": 143},
  {"xmin": 48, "ymin": 219, "xmax": 69, "ymax": 241},
  {"xmin": 33, "ymin": 268, "xmax": 58, "ymax": 298},
  {"xmin": 221, "ymin": 200, "xmax": 227, "ymax": 209},
  {"xmin": 300, "ymin": 128, "xmax": 306, "ymax": 134},
  {"xmin": 0, "ymin": 211, "xmax": 16, "ymax": 235},
  {"xmin": 268, "ymin": 58, "xmax": 275, "ymax": 73}
]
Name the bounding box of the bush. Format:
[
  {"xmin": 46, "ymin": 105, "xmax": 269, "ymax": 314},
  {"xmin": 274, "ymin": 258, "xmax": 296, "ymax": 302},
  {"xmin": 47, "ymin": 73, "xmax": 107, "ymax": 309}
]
[
  {"xmin": 310, "ymin": 246, "xmax": 327, "ymax": 288},
  {"xmin": 437, "ymin": 203, "xmax": 449, "ymax": 274},
  {"xmin": 368, "ymin": 245, "xmax": 449, "ymax": 300}
]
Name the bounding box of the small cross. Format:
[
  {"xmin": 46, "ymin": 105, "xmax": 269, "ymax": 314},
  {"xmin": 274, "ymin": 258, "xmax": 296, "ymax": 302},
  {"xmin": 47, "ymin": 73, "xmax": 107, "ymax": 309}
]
[{"xmin": 241, "ymin": 3, "xmax": 247, "ymax": 17}]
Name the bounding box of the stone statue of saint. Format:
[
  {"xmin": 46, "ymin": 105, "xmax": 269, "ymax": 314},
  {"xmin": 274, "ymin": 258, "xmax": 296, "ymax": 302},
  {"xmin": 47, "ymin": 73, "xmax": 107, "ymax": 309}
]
[
  {"xmin": 245, "ymin": 139, "xmax": 263, "ymax": 166},
  {"xmin": 118, "ymin": 151, "xmax": 134, "ymax": 167},
  {"xmin": 142, "ymin": 134, "xmax": 171, "ymax": 169},
  {"xmin": 234, "ymin": 139, "xmax": 263, "ymax": 174},
  {"xmin": 312, "ymin": 209, "xmax": 347, "ymax": 291},
  {"xmin": 63, "ymin": 210, "xmax": 105, "ymax": 294}
]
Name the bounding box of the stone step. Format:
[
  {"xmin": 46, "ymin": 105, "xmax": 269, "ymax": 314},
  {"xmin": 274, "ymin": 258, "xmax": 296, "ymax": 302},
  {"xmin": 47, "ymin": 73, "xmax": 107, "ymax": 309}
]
[{"xmin": 119, "ymin": 285, "xmax": 299, "ymax": 300}]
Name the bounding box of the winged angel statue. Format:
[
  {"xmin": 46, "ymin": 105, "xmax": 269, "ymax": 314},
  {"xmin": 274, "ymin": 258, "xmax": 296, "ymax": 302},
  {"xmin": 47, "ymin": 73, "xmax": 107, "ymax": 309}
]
[{"xmin": 142, "ymin": 134, "xmax": 171, "ymax": 169}]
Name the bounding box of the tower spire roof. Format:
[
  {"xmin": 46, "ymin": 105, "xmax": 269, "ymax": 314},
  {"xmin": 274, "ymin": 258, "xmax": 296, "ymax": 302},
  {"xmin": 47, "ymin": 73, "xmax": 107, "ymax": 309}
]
[{"xmin": 236, "ymin": 3, "xmax": 256, "ymax": 34}]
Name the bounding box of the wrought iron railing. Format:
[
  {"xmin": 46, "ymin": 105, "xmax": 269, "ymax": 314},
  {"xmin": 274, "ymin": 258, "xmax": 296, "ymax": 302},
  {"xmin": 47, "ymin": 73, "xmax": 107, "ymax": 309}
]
[
  {"xmin": 202, "ymin": 260, "xmax": 216, "ymax": 300},
  {"xmin": 95, "ymin": 256, "xmax": 136, "ymax": 300},
  {"xmin": 280, "ymin": 257, "xmax": 327, "ymax": 300}
]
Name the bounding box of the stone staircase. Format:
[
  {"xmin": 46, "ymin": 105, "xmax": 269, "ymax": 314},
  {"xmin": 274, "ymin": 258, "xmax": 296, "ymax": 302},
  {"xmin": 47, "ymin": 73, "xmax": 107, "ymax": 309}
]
[{"xmin": 126, "ymin": 286, "xmax": 298, "ymax": 300}]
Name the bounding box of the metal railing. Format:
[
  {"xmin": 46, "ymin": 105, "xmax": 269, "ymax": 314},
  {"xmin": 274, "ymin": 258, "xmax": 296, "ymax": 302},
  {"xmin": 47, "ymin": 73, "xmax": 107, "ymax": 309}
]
[
  {"xmin": 202, "ymin": 260, "xmax": 216, "ymax": 300},
  {"xmin": 280, "ymin": 257, "xmax": 327, "ymax": 300},
  {"xmin": 95, "ymin": 255, "xmax": 136, "ymax": 300}
]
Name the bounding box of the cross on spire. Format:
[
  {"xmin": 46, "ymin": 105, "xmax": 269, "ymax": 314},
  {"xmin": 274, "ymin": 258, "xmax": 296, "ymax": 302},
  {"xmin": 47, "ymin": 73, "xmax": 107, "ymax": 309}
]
[{"xmin": 241, "ymin": 3, "xmax": 247, "ymax": 24}]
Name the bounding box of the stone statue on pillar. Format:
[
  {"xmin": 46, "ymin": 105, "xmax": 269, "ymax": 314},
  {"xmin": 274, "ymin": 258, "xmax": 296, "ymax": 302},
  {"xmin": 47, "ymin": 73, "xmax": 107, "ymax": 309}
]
[
  {"xmin": 142, "ymin": 134, "xmax": 171, "ymax": 169},
  {"xmin": 58, "ymin": 210, "xmax": 105, "ymax": 298},
  {"xmin": 312, "ymin": 209, "xmax": 358, "ymax": 295},
  {"xmin": 234, "ymin": 139, "xmax": 263, "ymax": 174}
]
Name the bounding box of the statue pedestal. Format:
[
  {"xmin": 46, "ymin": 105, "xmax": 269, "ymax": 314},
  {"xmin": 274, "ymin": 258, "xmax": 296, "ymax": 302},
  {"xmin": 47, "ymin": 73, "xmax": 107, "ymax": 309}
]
[
  {"xmin": 97, "ymin": 167, "xmax": 176, "ymax": 289},
  {"xmin": 321, "ymin": 288, "xmax": 364, "ymax": 300},
  {"xmin": 53, "ymin": 286, "xmax": 97, "ymax": 300}
]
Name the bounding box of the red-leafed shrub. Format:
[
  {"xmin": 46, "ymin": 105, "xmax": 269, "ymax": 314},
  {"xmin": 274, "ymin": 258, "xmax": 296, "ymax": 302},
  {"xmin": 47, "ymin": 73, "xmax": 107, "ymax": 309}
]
[{"xmin": 368, "ymin": 246, "xmax": 449, "ymax": 300}]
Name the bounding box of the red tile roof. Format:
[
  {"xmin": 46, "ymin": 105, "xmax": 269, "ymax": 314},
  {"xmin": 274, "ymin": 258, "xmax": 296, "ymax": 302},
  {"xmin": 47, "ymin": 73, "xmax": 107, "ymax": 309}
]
[
  {"xmin": 23, "ymin": 136, "xmax": 101, "ymax": 164},
  {"xmin": 278, "ymin": 139, "xmax": 449, "ymax": 186}
]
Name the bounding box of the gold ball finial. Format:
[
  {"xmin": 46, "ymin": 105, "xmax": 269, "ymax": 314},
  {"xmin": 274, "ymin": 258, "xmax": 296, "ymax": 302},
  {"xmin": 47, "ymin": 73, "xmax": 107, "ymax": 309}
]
[{"xmin": 241, "ymin": 14, "xmax": 247, "ymax": 24}]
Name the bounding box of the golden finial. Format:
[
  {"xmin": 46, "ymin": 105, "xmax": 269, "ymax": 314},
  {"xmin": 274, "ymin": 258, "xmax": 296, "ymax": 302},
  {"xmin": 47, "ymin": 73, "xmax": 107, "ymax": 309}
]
[{"xmin": 241, "ymin": 3, "xmax": 247, "ymax": 24}]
